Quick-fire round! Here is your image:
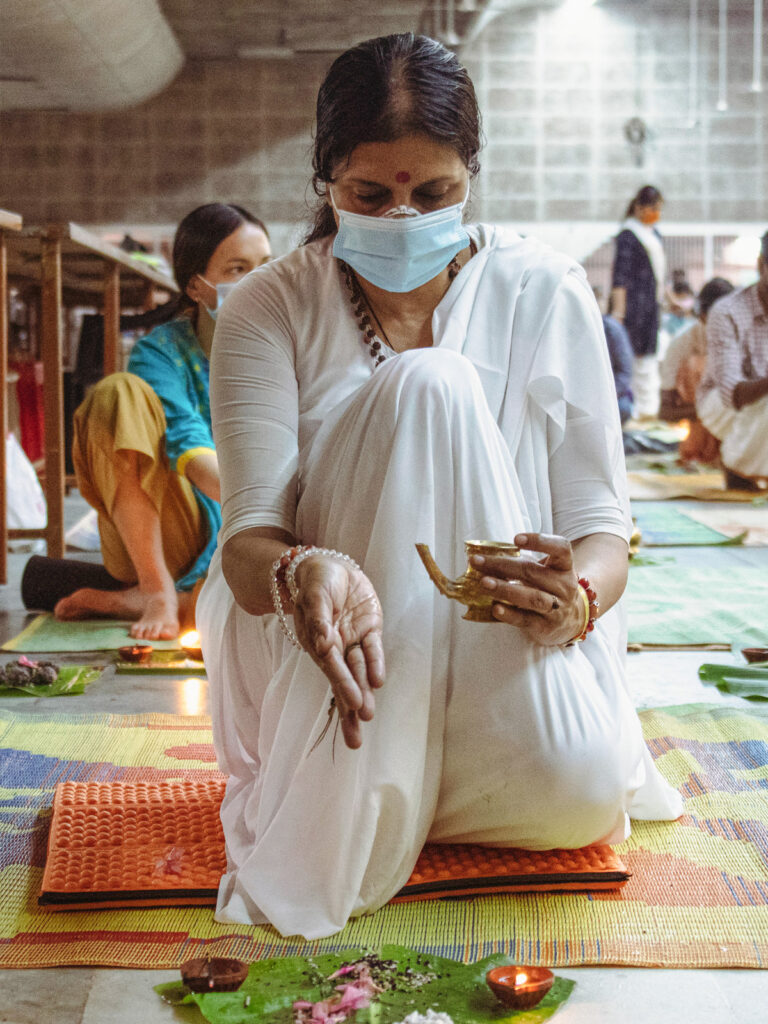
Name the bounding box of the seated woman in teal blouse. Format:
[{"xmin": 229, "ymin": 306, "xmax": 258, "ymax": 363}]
[{"xmin": 55, "ymin": 204, "xmax": 271, "ymax": 640}]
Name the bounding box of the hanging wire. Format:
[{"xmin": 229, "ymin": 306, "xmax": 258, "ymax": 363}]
[
  {"xmin": 716, "ymin": 0, "xmax": 728, "ymax": 111},
  {"xmin": 750, "ymin": 0, "xmax": 763, "ymax": 93},
  {"xmin": 688, "ymin": 0, "xmax": 699, "ymax": 126}
]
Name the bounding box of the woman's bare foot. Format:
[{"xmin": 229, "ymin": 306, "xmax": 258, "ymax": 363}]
[{"xmin": 54, "ymin": 585, "xmax": 180, "ymax": 640}]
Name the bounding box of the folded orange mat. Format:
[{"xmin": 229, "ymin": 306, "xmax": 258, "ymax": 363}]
[
  {"xmin": 40, "ymin": 779, "xmax": 226, "ymax": 910},
  {"xmin": 40, "ymin": 780, "xmax": 629, "ymax": 911},
  {"xmin": 391, "ymin": 843, "xmax": 629, "ymax": 901}
]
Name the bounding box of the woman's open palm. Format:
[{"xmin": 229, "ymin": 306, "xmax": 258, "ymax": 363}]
[{"xmin": 292, "ymin": 556, "xmax": 385, "ymax": 750}]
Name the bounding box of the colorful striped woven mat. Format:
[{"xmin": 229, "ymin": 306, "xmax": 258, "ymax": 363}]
[{"xmin": 1, "ymin": 704, "xmax": 767, "ymax": 969}]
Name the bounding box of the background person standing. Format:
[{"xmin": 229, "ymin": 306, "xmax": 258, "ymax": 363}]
[{"xmin": 610, "ymin": 185, "xmax": 666, "ymax": 418}]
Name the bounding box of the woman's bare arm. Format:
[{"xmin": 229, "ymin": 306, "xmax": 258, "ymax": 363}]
[
  {"xmin": 221, "ymin": 526, "xmax": 296, "ymax": 616},
  {"xmin": 184, "ymin": 450, "xmax": 222, "ymax": 504}
]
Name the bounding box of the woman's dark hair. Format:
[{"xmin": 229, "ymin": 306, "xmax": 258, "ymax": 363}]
[
  {"xmin": 172, "ymin": 203, "xmax": 269, "ymax": 313},
  {"xmin": 697, "ymin": 276, "xmax": 734, "ymax": 319},
  {"xmin": 305, "ymin": 33, "xmax": 482, "ymax": 243},
  {"xmin": 625, "ymin": 185, "xmax": 663, "ymax": 219}
]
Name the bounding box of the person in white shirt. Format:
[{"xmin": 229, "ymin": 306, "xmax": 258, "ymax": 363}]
[
  {"xmin": 659, "ymin": 277, "xmax": 733, "ymax": 463},
  {"xmin": 697, "ymin": 233, "xmax": 768, "ymax": 489},
  {"xmin": 196, "ymin": 32, "xmax": 682, "ymax": 940}
]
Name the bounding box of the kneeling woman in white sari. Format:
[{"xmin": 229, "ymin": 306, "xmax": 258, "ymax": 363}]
[{"xmin": 197, "ymin": 32, "xmax": 682, "ymax": 940}]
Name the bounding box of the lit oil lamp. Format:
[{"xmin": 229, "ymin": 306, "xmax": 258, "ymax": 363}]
[
  {"xmin": 117, "ymin": 644, "xmax": 153, "ymax": 664},
  {"xmin": 179, "ymin": 630, "xmax": 204, "ymax": 662},
  {"xmin": 486, "ymin": 965, "xmax": 554, "ymax": 1010}
]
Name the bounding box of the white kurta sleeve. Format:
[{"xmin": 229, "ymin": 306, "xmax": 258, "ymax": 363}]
[
  {"xmin": 210, "ymin": 272, "xmax": 299, "ymax": 545},
  {"xmin": 531, "ymin": 268, "xmax": 631, "ymax": 543}
]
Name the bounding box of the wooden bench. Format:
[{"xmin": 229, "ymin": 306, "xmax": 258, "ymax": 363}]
[{"xmin": 2, "ymin": 220, "xmax": 177, "ymax": 583}]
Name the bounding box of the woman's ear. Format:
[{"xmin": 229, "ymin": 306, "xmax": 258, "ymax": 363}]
[{"xmin": 185, "ymin": 275, "xmax": 204, "ymax": 305}]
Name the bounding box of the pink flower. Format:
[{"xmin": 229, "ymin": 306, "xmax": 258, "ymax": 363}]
[
  {"xmin": 328, "ymin": 965, "xmax": 357, "ymax": 979},
  {"xmin": 153, "ymin": 845, "xmax": 184, "ymax": 876},
  {"xmin": 293, "ymin": 961, "xmax": 385, "ymax": 1024},
  {"xmin": 293, "ymin": 977, "xmax": 382, "ymax": 1022}
]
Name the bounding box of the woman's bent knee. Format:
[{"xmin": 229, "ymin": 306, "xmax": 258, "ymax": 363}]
[
  {"xmin": 76, "ymin": 372, "xmax": 157, "ymax": 420},
  {"xmin": 524, "ymin": 741, "xmax": 632, "ymax": 848},
  {"xmin": 73, "ymin": 372, "xmax": 166, "ymax": 456},
  {"xmin": 385, "ymin": 349, "xmax": 486, "ymax": 420}
]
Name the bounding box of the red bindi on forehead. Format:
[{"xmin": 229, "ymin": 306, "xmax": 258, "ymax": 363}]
[{"xmin": 395, "ymin": 171, "xmax": 411, "ymax": 183}]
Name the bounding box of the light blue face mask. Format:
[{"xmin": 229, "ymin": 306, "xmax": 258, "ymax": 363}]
[
  {"xmin": 198, "ymin": 278, "xmax": 239, "ymax": 321},
  {"xmin": 331, "ymin": 186, "xmax": 470, "ymax": 293}
]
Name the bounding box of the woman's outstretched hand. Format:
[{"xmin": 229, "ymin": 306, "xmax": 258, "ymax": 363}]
[
  {"xmin": 471, "ymin": 532, "xmax": 585, "ymax": 646},
  {"xmin": 291, "ymin": 554, "xmax": 385, "ymax": 750}
]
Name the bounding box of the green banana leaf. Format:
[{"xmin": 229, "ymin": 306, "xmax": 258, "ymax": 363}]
[
  {"xmin": 0, "ymin": 664, "xmax": 103, "ymax": 697},
  {"xmin": 155, "ymin": 945, "xmax": 575, "ymax": 1024},
  {"xmin": 698, "ymin": 662, "xmax": 768, "ymax": 699}
]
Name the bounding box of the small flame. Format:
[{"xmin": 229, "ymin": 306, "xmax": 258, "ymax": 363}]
[
  {"xmin": 515, "ymin": 972, "xmax": 528, "ymax": 987},
  {"xmin": 180, "ymin": 629, "xmax": 200, "ymax": 648}
]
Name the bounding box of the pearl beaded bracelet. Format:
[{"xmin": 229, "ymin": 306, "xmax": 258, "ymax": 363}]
[{"xmin": 270, "ymin": 545, "xmax": 361, "ymax": 648}]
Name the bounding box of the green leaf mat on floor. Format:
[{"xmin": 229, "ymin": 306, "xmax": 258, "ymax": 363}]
[
  {"xmin": 0, "ymin": 664, "xmax": 103, "ymax": 697},
  {"xmin": 632, "ymin": 502, "xmax": 744, "ymax": 547},
  {"xmin": 626, "ymin": 564, "xmax": 768, "ymax": 648},
  {"xmin": 1, "ymin": 614, "xmax": 182, "ymax": 652},
  {"xmin": 155, "ymin": 945, "xmax": 575, "ymax": 1024},
  {"xmin": 115, "ymin": 649, "xmax": 206, "ymax": 674}
]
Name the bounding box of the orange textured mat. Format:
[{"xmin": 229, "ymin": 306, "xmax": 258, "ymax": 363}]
[
  {"xmin": 391, "ymin": 843, "xmax": 629, "ymax": 902},
  {"xmin": 39, "ymin": 779, "xmax": 226, "ymax": 910},
  {"xmin": 39, "ymin": 778, "xmax": 628, "ymax": 910}
]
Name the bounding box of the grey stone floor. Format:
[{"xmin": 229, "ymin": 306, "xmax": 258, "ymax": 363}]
[{"xmin": 0, "ymin": 494, "xmax": 767, "ymax": 1023}]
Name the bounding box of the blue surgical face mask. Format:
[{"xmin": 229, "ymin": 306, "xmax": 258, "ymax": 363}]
[
  {"xmin": 330, "ymin": 186, "xmax": 470, "ymax": 293},
  {"xmin": 198, "ymin": 277, "xmax": 239, "ymax": 320}
]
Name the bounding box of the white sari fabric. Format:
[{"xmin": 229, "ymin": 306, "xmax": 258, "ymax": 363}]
[{"xmin": 198, "ymin": 226, "xmax": 682, "ymax": 939}]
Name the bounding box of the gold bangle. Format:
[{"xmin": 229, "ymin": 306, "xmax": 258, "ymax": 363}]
[
  {"xmin": 564, "ymin": 584, "xmax": 592, "ymax": 647},
  {"xmin": 577, "ymin": 584, "xmax": 591, "ymax": 634}
]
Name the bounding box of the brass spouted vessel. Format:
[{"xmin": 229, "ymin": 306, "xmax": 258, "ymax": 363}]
[{"xmin": 415, "ymin": 539, "xmax": 520, "ymax": 622}]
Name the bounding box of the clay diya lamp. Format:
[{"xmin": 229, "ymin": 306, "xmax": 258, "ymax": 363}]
[
  {"xmin": 180, "ymin": 956, "xmax": 248, "ymax": 993},
  {"xmin": 117, "ymin": 644, "xmax": 153, "ymax": 665},
  {"xmin": 486, "ymin": 965, "xmax": 554, "ymax": 1010},
  {"xmin": 179, "ymin": 629, "xmax": 204, "ymax": 662},
  {"xmin": 742, "ymin": 648, "xmax": 768, "ymax": 664}
]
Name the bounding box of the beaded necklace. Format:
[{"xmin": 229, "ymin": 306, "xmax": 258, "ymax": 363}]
[{"xmin": 339, "ymin": 257, "xmax": 461, "ymax": 369}]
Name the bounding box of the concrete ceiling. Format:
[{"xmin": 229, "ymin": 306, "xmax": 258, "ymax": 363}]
[
  {"xmin": 159, "ymin": 0, "xmax": 429, "ymax": 59},
  {"xmin": 3, "ymin": 1, "xmax": 753, "ymax": 113},
  {"xmin": 0, "ymin": 0, "xmax": 534, "ymax": 111},
  {"xmin": 157, "ymin": 0, "xmax": 545, "ymax": 60}
]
